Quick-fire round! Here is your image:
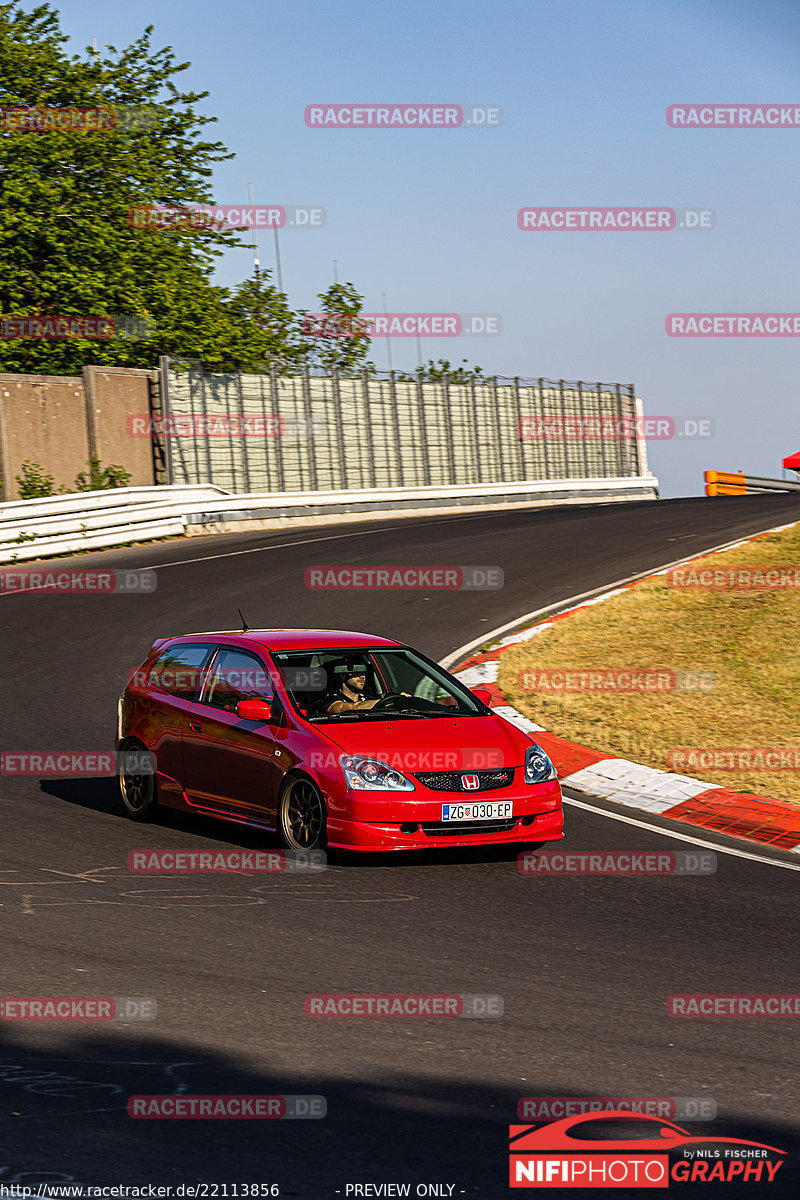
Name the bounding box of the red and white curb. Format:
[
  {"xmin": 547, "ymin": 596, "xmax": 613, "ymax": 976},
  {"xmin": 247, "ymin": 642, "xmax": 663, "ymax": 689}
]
[{"xmin": 448, "ymin": 520, "xmax": 800, "ymax": 853}]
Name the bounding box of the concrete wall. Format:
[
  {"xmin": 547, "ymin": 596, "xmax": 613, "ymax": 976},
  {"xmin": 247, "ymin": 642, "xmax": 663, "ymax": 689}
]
[
  {"xmin": 0, "ymin": 373, "xmax": 88, "ymax": 500},
  {"xmin": 83, "ymin": 366, "xmax": 156, "ymax": 492},
  {"xmin": 0, "ymin": 366, "xmax": 157, "ymax": 500}
]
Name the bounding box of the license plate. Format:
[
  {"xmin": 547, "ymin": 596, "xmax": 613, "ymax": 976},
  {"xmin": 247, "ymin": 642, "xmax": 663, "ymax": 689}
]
[{"xmin": 441, "ymin": 800, "xmax": 513, "ymax": 822}]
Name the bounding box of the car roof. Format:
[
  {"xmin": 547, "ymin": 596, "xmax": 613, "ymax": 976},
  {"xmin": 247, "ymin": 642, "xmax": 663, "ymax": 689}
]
[{"xmin": 159, "ymin": 629, "xmax": 405, "ymax": 652}]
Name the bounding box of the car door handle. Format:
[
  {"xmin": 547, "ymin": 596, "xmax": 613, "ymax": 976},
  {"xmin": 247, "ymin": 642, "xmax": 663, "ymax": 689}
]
[{"xmin": 189, "ymin": 721, "xmax": 204, "ymax": 733}]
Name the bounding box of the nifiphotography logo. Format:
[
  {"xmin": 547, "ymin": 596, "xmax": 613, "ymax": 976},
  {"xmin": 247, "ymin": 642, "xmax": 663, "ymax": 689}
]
[{"xmin": 508, "ymin": 1112, "xmax": 785, "ymax": 1187}]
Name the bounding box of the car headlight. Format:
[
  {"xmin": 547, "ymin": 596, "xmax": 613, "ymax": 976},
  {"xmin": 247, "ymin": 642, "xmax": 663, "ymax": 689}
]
[
  {"xmin": 340, "ymin": 755, "xmax": 415, "ymax": 791},
  {"xmin": 525, "ymin": 744, "xmax": 557, "ymax": 784}
]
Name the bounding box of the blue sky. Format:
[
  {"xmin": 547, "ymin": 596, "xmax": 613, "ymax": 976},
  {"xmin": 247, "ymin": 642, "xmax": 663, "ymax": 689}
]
[{"xmin": 54, "ymin": 0, "xmax": 800, "ymax": 496}]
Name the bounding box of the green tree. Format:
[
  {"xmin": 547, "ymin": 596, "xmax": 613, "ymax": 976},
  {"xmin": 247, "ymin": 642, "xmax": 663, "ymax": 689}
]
[
  {"xmin": 222, "ymin": 273, "xmax": 312, "ymax": 372},
  {"xmin": 397, "ymin": 358, "xmax": 485, "ymax": 384},
  {"xmin": 0, "ymin": 3, "xmax": 487, "ymax": 381},
  {"xmin": 0, "ymin": 2, "xmax": 246, "ymax": 374},
  {"xmin": 302, "ymin": 282, "xmax": 373, "ymax": 374}
]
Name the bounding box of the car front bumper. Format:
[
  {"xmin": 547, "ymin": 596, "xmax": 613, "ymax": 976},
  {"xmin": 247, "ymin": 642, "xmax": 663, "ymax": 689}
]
[{"xmin": 325, "ymin": 779, "xmax": 564, "ymax": 851}]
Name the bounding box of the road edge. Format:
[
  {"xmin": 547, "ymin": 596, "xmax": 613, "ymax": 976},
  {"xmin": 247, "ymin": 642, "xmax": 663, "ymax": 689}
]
[{"xmin": 444, "ymin": 518, "xmax": 800, "ymax": 854}]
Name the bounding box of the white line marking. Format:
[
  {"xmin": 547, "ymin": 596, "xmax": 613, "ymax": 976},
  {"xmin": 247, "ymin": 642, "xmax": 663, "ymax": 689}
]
[
  {"xmin": 39, "ymin": 868, "xmax": 114, "ymax": 883},
  {"xmin": 139, "ymin": 511, "xmax": 504, "ymax": 572},
  {"xmin": 0, "ymin": 881, "xmax": 112, "ymax": 887},
  {"xmin": 440, "ymin": 517, "xmax": 800, "ymax": 668},
  {"xmin": 0, "ymin": 511, "xmax": 491, "ymax": 594},
  {"xmin": 563, "ymin": 795, "xmax": 800, "ymax": 872}
]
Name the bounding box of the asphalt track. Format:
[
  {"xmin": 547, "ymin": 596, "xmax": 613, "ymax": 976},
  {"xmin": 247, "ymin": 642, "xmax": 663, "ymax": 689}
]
[{"xmin": 1, "ymin": 494, "xmax": 799, "ymax": 1197}]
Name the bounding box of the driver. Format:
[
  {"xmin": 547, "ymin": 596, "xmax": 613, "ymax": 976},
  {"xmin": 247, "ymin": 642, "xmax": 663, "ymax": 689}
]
[
  {"xmin": 324, "ymin": 658, "xmax": 381, "ymax": 714},
  {"xmin": 324, "ymin": 657, "xmax": 410, "ymax": 714}
]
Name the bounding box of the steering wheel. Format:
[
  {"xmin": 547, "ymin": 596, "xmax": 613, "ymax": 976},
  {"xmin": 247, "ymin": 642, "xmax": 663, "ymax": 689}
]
[{"xmin": 371, "ymin": 693, "xmax": 414, "ymax": 711}]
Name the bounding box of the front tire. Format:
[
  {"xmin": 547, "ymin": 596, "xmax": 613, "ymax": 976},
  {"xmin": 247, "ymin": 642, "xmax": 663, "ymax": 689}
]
[
  {"xmin": 278, "ymin": 776, "xmax": 328, "ymax": 851},
  {"xmin": 119, "ymin": 739, "xmax": 159, "ymax": 822}
]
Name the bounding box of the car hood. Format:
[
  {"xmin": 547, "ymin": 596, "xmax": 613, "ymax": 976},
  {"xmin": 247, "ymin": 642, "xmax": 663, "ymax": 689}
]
[{"xmin": 318, "ymin": 713, "xmax": 537, "ymax": 772}]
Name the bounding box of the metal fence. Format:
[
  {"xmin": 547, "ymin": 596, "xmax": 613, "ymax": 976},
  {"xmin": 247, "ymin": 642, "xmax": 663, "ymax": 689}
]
[{"xmin": 158, "ymin": 357, "xmax": 648, "ymax": 492}]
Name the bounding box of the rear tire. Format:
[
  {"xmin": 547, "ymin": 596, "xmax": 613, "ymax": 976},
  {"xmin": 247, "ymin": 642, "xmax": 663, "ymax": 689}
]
[
  {"xmin": 278, "ymin": 776, "xmax": 328, "ymax": 851},
  {"xmin": 119, "ymin": 739, "xmax": 159, "ymax": 822}
]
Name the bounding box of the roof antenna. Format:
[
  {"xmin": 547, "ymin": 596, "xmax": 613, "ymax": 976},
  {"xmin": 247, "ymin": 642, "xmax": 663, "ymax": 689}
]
[{"xmin": 237, "ymin": 608, "xmax": 250, "ymax": 632}]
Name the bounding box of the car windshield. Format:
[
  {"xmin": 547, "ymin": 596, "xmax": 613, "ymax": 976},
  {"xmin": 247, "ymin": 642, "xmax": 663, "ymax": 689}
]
[{"xmin": 270, "ymin": 647, "xmax": 487, "ymax": 721}]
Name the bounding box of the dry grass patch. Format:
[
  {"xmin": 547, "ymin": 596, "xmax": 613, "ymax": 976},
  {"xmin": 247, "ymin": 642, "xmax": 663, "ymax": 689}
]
[{"xmin": 497, "ymin": 522, "xmax": 800, "ymax": 805}]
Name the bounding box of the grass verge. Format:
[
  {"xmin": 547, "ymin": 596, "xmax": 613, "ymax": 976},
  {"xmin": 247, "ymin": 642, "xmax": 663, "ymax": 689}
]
[{"xmin": 497, "ymin": 521, "xmax": 800, "ymax": 805}]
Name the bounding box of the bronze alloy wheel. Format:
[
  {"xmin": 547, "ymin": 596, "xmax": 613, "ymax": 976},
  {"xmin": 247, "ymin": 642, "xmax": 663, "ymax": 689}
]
[
  {"xmin": 279, "ymin": 777, "xmax": 327, "ymax": 850},
  {"xmin": 119, "ymin": 741, "xmax": 158, "ymax": 821}
]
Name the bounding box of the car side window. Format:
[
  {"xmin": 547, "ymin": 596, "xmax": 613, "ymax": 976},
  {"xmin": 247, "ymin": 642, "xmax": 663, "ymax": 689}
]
[
  {"xmin": 147, "ymin": 644, "xmax": 214, "ymax": 701},
  {"xmin": 200, "ymin": 648, "xmax": 275, "ymax": 714}
]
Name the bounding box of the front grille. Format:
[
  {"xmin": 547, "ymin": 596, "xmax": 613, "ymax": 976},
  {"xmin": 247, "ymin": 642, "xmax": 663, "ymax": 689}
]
[
  {"xmin": 421, "ymin": 818, "xmax": 519, "ymax": 837},
  {"xmin": 414, "ymin": 768, "xmax": 514, "ymax": 792}
]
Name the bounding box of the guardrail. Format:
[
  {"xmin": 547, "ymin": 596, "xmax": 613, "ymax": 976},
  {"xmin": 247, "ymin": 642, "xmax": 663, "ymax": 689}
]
[
  {"xmin": 704, "ymin": 470, "xmax": 800, "ymax": 496},
  {"xmin": 0, "ymin": 475, "xmax": 659, "ymax": 564},
  {"xmin": 181, "ymin": 476, "xmax": 659, "ymax": 531},
  {"xmin": 0, "ymin": 485, "xmax": 232, "ymax": 564}
]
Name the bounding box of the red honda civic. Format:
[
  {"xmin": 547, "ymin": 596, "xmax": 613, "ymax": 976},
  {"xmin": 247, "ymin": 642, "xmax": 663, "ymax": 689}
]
[{"xmin": 116, "ymin": 629, "xmax": 564, "ymax": 853}]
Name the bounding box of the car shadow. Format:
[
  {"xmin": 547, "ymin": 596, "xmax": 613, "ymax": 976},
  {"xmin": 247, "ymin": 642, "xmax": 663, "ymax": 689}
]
[
  {"xmin": 39, "ymin": 777, "xmax": 549, "ymax": 869},
  {"xmin": 0, "ymin": 1027, "xmax": 797, "ymax": 1197}
]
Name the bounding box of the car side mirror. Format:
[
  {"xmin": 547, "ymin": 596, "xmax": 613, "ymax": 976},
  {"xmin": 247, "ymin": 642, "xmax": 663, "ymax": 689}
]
[
  {"xmin": 237, "ymin": 698, "xmax": 273, "ymax": 722},
  {"xmin": 472, "ymin": 687, "xmax": 493, "ymax": 707}
]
